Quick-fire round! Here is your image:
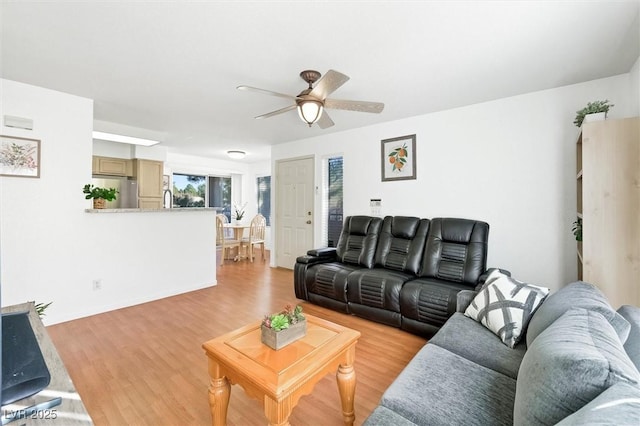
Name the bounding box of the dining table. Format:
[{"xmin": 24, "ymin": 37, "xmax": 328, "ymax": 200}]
[{"xmin": 223, "ymin": 223, "xmax": 250, "ymax": 260}]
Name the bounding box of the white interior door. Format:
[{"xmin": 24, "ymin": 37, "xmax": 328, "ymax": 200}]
[{"xmin": 276, "ymin": 157, "xmax": 314, "ymax": 269}]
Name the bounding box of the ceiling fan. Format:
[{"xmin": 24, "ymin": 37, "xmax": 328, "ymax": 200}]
[{"xmin": 237, "ymin": 69, "xmax": 384, "ymax": 128}]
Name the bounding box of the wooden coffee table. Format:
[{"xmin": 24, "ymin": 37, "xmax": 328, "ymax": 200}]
[{"xmin": 202, "ymin": 314, "xmax": 360, "ymax": 426}]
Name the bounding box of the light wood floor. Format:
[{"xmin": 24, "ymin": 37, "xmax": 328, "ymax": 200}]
[{"xmin": 47, "ymin": 251, "xmax": 427, "ymax": 426}]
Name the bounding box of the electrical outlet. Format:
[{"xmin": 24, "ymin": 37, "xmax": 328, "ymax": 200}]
[{"xmin": 92, "ymin": 279, "xmax": 102, "ymax": 291}]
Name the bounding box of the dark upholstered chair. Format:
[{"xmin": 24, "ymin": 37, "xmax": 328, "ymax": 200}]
[
  {"xmin": 302, "ymin": 216, "xmax": 383, "ymax": 313},
  {"xmin": 347, "ymin": 216, "xmax": 430, "ymax": 327},
  {"xmin": 400, "ymin": 218, "xmax": 489, "ymax": 336}
]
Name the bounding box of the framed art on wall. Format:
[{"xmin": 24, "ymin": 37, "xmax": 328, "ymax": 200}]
[
  {"xmin": 0, "ymin": 135, "xmax": 41, "ymax": 178},
  {"xmin": 381, "ymin": 134, "xmax": 416, "ymax": 181}
]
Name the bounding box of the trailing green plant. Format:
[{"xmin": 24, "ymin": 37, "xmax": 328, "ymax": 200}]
[
  {"xmin": 262, "ymin": 304, "xmax": 304, "ymax": 332},
  {"xmin": 572, "ymin": 217, "xmax": 582, "ymax": 242},
  {"xmin": 34, "ymin": 301, "xmax": 52, "ymax": 318},
  {"xmin": 83, "ymin": 184, "xmax": 118, "ymax": 201},
  {"xmin": 573, "ymin": 100, "xmax": 614, "ymax": 127}
]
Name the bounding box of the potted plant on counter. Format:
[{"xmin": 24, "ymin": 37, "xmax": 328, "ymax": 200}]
[{"xmin": 83, "ymin": 184, "xmax": 118, "ymax": 209}]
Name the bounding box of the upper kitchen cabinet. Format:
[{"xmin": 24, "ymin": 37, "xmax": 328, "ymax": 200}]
[
  {"xmin": 92, "ymin": 156, "xmax": 134, "ymax": 176},
  {"xmin": 134, "ymin": 159, "xmax": 163, "ymax": 208}
]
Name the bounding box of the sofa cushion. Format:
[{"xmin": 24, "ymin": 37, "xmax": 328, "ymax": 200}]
[
  {"xmin": 400, "ymin": 279, "xmax": 469, "ymax": 331},
  {"xmin": 419, "ymin": 218, "xmax": 489, "ymax": 286},
  {"xmin": 335, "ymin": 216, "xmax": 382, "ymax": 267},
  {"xmin": 526, "ymin": 281, "xmax": 630, "ymax": 347},
  {"xmin": 465, "ymin": 271, "xmax": 549, "ymax": 348},
  {"xmin": 363, "ymin": 405, "xmax": 418, "ymax": 426},
  {"xmin": 347, "ymin": 268, "xmax": 412, "ymax": 312},
  {"xmin": 374, "ymin": 216, "xmax": 429, "ymax": 274},
  {"xmin": 380, "ymin": 344, "xmax": 516, "ymax": 426},
  {"xmin": 305, "ymin": 262, "xmax": 361, "ymax": 303},
  {"xmin": 514, "ymin": 308, "xmax": 640, "ymax": 425},
  {"xmin": 618, "ymin": 305, "xmax": 640, "ymax": 371},
  {"xmin": 555, "ymin": 381, "xmax": 640, "ymax": 426},
  {"xmin": 430, "ymin": 312, "xmax": 526, "ymax": 379}
]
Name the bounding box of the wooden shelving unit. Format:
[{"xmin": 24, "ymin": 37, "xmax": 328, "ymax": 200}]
[
  {"xmin": 577, "ymin": 116, "xmax": 639, "ymax": 308},
  {"xmin": 576, "ymin": 131, "xmax": 583, "ymax": 280}
]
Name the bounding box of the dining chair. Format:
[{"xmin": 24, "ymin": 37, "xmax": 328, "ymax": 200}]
[
  {"xmin": 217, "ymin": 213, "xmax": 234, "ymax": 239},
  {"xmin": 216, "ymin": 215, "xmax": 240, "ymax": 265},
  {"xmin": 242, "ymin": 214, "xmax": 266, "ymax": 262}
]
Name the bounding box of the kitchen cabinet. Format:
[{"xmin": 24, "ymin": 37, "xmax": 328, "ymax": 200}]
[
  {"xmin": 92, "ymin": 156, "xmax": 133, "ymax": 176},
  {"xmin": 134, "ymin": 159, "xmax": 163, "ymax": 208}
]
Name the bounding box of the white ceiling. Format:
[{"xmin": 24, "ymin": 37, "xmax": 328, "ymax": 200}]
[{"xmin": 2, "ymin": 1, "xmax": 639, "ymax": 163}]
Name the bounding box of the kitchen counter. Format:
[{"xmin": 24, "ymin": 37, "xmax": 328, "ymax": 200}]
[{"xmin": 85, "ymin": 207, "xmax": 218, "ymax": 213}]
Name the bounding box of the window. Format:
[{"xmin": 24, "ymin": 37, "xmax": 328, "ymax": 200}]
[
  {"xmin": 173, "ymin": 174, "xmax": 206, "ymax": 207},
  {"xmin": 257, "ymin": 176, "xmax": 271, "ymax": 226},
  {"xmin": 322, "ymin": 156, "xmax": 343, "ymax": 247},
  {"xmin": 209, "ymin": 176, "xmax": 232, "ymax": 220}
]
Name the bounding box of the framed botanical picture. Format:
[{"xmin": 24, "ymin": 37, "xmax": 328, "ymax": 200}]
[
  {"xmin": 0, "ymin": 135, "xmax": 41, "ymax": 178},
  {"xmin": 163, "ymin": 174, "xmax": 170, "ymax": 191},
  {"xmin": 381, "ymin": 134, "xmax": 416, "ymax": 181}
]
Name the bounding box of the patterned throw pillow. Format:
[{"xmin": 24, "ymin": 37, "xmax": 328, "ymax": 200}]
[{"xmin": 465, "ymin": 272, "xmax": 550, "ymax": 348}]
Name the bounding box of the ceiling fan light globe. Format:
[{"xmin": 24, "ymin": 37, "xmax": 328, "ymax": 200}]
[{"xmin": 297, "ymin": 100, "xmax": 323, "ymax": 126}]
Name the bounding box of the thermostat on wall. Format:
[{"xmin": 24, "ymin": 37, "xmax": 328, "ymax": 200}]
[{"xmin": 370, "ymin": 199, "xmax": 382, "ymax": 216}]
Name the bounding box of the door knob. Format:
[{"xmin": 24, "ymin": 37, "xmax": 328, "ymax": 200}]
[{"xmin": 306, "ymin": 220, "xmax": 312, "ymax": 224}]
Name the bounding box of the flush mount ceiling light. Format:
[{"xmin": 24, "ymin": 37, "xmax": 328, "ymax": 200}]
[
  {"xmin": 92, "ymin": 131, "xmax": 160, "ymax": 147},
  {"xmin": 227, "ymin": 150, "xmax": 246, "ymax": 159}
]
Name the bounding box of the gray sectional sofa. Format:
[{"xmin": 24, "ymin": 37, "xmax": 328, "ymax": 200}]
[{"xmin": 364, "ymin": 281, "xmax": 640, "ymax": 425}]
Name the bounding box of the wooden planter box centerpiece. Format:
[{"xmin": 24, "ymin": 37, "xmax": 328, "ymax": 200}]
[{"xmin": 260, "ymin": 304, "xmax": 306, "ymax": 350}]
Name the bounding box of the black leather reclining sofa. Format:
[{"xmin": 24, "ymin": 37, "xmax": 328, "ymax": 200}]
[{"xmin": 294, "ymin": 215, "xmax": 494, "ymax": 337}]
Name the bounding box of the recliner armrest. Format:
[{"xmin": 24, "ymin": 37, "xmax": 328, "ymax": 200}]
[
  {"xmin": 307, "ymin": 247, "xmax": 337, "ymax": 258},
  {"xmin": 296, "ymin": 249, "xmax": 337, "ymax": 265}
]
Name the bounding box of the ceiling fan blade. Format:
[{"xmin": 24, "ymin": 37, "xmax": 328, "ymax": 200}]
[
  {"xmin": 237, "ymin": 85, "xmax": 299, "ymax": 100},
  {"xmin": 317, "ymin": 110, "xmax": 335, "ymax": 129},
  {"xmin": 254, "ymin": 104, "xmax": 297, "ymax": 119},
  {"xmin": 309, "ymin": 70, "xmax": 350, "ymax": 100},
  {"xmin": 325, "ymin": 98, "xmax": 385, "ymax": 113}
]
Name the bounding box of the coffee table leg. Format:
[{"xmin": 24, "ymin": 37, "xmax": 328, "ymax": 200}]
[
  {"xmin": 336, "ymin": 362, "xmax": 356, "ymax": 426},
  {"xmin": 208, "ymin": 376, "xmax": 230, "ymax": 426},
  {"xmin": 264, "ymin": 396, "xmax": 292, "ymax": 426}
]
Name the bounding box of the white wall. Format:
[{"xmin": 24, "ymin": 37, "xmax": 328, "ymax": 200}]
[
  {"xmin": 271, "ymin": 72, "xmax": 638, "ymax": 292},
  {"xmin": 630, "ymin": 56, "xmax": 640, "ymax": 116},
  {"xmin": 0, "ymin": 79, "xmax": 216, "ymax": 325}
]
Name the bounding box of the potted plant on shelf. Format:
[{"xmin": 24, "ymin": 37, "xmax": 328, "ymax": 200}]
[
  {"xmin": 572, "ymin": 217, "xmax": 582, "ymax": 242},
  {"xmin": 261, "ymin": 304, "xmax": 306, "ymax": 350},
  {"xmin": 573, "ymin": 100, "xmax": 614, "ymax": 127},
  {"xmin": 83, "ymin": 184, "xmax": 118, "ymax": 209}
]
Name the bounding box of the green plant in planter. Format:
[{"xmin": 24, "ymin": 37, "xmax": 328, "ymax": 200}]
[
  {"xmin": 262, "ymin": 304, "xmax": 304, "ymax": 332},
  {"xmin": 82, "ymin": 184, "xmax": 118, "ymax": 201},
  {"xmin": 573, "ymin": 100, "xmax": 614, "ymax": 127},
  {"xmin": 33, "ymin": 301, "xmax": 52, "ymax": 318},
  {"xmin": 572, "ymin": 217, "xmax": 582, "ymax": 242}
]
